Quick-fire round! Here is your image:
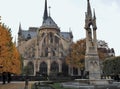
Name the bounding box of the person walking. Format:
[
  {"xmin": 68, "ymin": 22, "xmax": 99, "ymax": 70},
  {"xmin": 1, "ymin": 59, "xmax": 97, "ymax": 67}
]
[
  {"xmin": 7, "ymin": 72, "xmax": 11, "ymax": 83},
  {"xmin": 24, "ymin": 74, "xmax": 29, "ymax": 89},
  {"xmin": 2, "ymin": 72, "xmax": 6, "ymax": 84}
]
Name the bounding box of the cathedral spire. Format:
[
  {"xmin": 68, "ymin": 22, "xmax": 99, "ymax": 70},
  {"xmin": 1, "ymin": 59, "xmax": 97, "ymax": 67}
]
[
  {"xmin": 18, "ymin": 22, "xmax": 22, "ymax": 35},
  {"xmin": 43, "ymin": 0, "xmax": 48, "ymax": 21},
  {"xmin": 48, "ymin": 6, "xmax": 51, "ymax": 17},
  {"xmin": 19, "ymin": 22, "xmax": 21, "ymax": 30},
  {"xmin": 93, "ymin": 9, "xmax": 97, "ymax": 30},
  {"xmin": 87, "ymin": 0, "xmax": 92, "ymax": 18},
  {"xmin": 93, "ymin": 8, "xmax": 96, "ymax": 20},
  {"xmin": 40, "ymin": 0, "xmax": 59, "ymax": 31}
]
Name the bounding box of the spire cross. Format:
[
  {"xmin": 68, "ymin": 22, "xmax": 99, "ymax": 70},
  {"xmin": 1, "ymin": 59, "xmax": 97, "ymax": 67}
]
[{"xmin": 49, "ymin": 6, "xmax": 51, "ymax": 16}]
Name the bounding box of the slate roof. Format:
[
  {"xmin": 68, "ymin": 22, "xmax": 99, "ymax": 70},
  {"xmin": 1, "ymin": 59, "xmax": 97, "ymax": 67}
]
[{"xmin": 40, "ymin": 16, "xmax": 59, "ymax": 30}]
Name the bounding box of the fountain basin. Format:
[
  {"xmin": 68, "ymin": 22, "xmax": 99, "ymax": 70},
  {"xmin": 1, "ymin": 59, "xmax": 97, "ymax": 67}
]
[{"xmin": 75, "ymin": 79, "xmax": 113, "ymax": 85}]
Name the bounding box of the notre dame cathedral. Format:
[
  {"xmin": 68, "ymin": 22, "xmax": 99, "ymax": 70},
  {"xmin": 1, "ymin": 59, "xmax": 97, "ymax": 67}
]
[
  {"xmin": 18, "ymin": 0, "xmax": 115, "ymax": 76},
  {"xmin": 18, "ymin": 0, "xmax": 73, "ymax": 76}
]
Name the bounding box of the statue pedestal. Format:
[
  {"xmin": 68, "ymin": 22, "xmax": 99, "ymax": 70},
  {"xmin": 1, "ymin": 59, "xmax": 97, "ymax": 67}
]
[{"xmin": 85, "ymin": 54, "xmax": 101, "ymax": 80}]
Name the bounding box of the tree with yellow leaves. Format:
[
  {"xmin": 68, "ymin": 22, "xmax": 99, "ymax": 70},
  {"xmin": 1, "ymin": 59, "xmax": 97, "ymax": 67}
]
[
  {"xmin": 66, "ymin": 38, "xmax": 108, "ymax": 70},
  {"xmin": 0, "ymin": 18, "xmax": 21, "ymax": 75},
  {"xmin": 10, "ymin": 44, "xmax": 21, "ymax": 75},
  {"xmin": 66, "ymin": 39, "xmax": 86, "ymax": 69}
]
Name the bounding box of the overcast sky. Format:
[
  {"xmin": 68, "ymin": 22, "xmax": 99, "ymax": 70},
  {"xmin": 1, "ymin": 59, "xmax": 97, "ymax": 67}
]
[{"xmin": 0, "ymin": 0, "xmax": 120, "ymax": 56}]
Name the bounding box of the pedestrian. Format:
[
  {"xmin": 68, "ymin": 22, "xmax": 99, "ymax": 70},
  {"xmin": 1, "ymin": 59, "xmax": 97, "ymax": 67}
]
[
  {"xmin": 7, "ymin": 72, "xmax": 11, "ymax": 83},
  {"xmin": 2, "ymin": 72, "xmax": 6, "ymax": 84},
  {"xmin": 24, "ymin": 74, "xmax": 29, "ymax": 89}
]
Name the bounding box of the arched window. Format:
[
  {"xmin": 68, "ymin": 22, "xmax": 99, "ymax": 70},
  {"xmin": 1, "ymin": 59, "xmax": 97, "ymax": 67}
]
[
  {"xmin": 52, "ymin": 50, "xmax": 55, "ymax": 56},
  {"xmin": 49, "ymin": 32, "xmax": 53, "ymax": 43},
  {"xmin": 45, "ymin": 48, "xmax": 48, "ymax": 57},
  {"xmin": 55, "ymin": 36, "xmax": 59, "ymax": 43},
  {"xmin": 62, "ymin": 63, "xmax": 68, "ymax": 76},
  {"xmin": 26, "ymin": 62, "xmax": 34, "ymax": 75},
  {"xmin": 50, "ymin": 61, "xmax": 59, "ymax": 73},
  {"xmin": 39, "ymin": 62, "xmax": 47, "ymax": 74}
]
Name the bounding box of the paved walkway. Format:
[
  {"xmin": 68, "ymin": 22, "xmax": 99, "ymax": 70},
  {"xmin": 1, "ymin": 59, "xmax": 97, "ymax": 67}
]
[
  {"xmin": 61, "ymin": 81, "xmax": 120, "ymax": 89},
  {"xmin": 0, "ymin": 81, "xmax": 35, "ymax": 89}
]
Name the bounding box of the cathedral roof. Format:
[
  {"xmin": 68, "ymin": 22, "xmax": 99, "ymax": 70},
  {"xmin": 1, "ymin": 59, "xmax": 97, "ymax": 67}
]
[
  {"xmin": 21, "ymin": 30, "xmax": 37, "ymax": 39},
  {"xmin": 60, "ymin": 32, "xmax": 72, "ymax": 40},
  {"xmin": 40, "ymin": 16, "xmax": 59, "ymax": 30},
  {"xmin": 40, "ymin": 0, "xmax": 59, "ymax": 31}
]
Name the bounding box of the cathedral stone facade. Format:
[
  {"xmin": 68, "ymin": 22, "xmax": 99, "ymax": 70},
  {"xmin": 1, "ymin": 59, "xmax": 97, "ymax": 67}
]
[
  {"xmin": 18, "ymin": 0, "xmax": 115, "ymax": 76},
  {"xmin": 18, "ymin": 0, "xmax": 73, "ymax": 76}
]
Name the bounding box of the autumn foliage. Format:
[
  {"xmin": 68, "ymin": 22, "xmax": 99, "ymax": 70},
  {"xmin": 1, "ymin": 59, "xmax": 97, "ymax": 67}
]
[
  {"xmin": 66, "ymin": 39, "xmax": 86, "ymax": 69},
  {"xmin": 66, "ymin": 39, "xmax": 107, "ymax": 69},
  {"xmin": 0, "ymin": 21, "xmax": 21, "ymax": 75}
]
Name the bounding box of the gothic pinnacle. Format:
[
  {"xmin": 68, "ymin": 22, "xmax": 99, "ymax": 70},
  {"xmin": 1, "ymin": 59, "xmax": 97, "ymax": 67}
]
[
  {"xmin": 43, "ymin": 0, "xmax": 48, "ymax": 21},
  {"xmin": 87, "ymin": 0, "xmax": 92, "ymax": 18}
]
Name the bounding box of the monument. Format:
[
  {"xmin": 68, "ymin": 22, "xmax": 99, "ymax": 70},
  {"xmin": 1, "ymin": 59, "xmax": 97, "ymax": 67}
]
[
  {"xmin": 85, "ymin": 0, "xmax": 101, "ymax": 80},
  {"xmin": 63, "ymin": 1, "xmax": 114, "ymax": 88},
  {"xmin": 84, "ymin": 0, "xmax": 113, "ymax": 85}
]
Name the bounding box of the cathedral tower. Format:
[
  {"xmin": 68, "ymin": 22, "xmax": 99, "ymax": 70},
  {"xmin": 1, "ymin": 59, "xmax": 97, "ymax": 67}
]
[{"xmin": 17, "ymin": 0, "xmax": 73, "ymax": 76}]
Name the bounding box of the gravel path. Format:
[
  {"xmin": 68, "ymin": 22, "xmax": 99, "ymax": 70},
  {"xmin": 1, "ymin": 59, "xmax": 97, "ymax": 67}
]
[{"xmin": 0, "ymin": 82, "xmax": 34, "ymax": 89}]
